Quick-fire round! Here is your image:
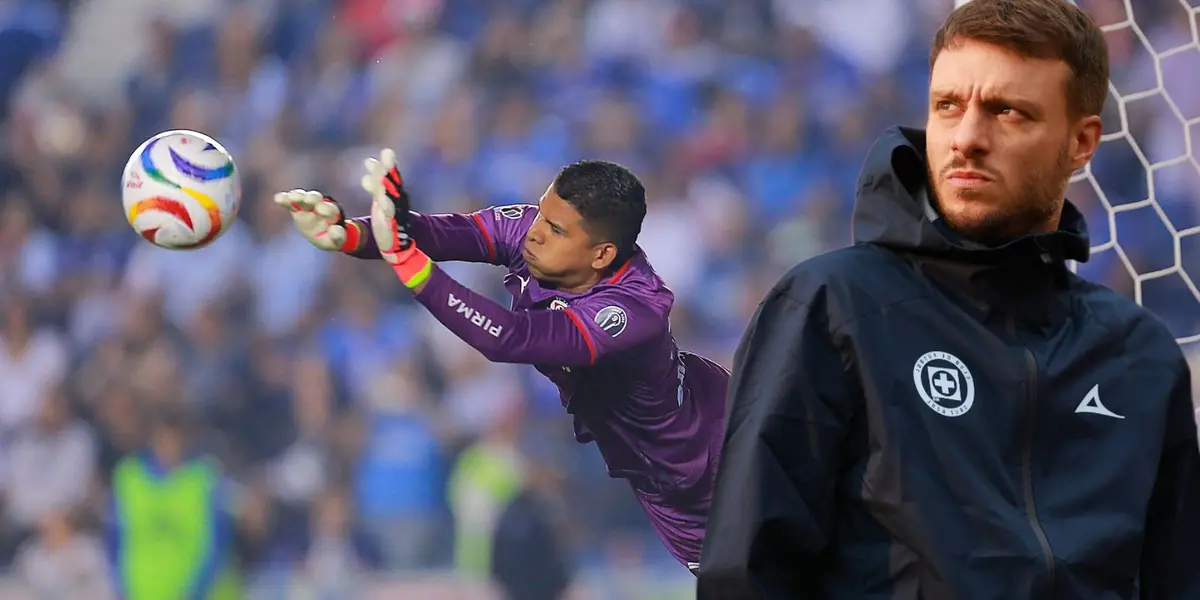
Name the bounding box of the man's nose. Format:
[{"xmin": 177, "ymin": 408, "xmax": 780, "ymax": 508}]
[
  {"xmin": 530, "ymin": 220, "xmax": 549, "ymax": 243},
  {"xmin": 950, "ymin": 105, "xmax": 992, "ymax": 160}
]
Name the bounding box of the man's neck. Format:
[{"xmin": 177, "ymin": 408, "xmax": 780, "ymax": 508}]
[{"xmin": 555, "ymin": 271, "xmax": 605, "ymax": 295}]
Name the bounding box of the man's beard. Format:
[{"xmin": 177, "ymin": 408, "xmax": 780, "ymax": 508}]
[{"xmin": 928, "ymin": 143, "xmax": 1071, "ymax": 246}]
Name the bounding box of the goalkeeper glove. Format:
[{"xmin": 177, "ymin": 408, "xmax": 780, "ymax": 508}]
[
  {"xmin": 272, "ymin": 189, "xmax": 364, "ymax": 253},
  {"xmin": 362, "ymin": 148, "xmax": 432, "ymax": 290}
]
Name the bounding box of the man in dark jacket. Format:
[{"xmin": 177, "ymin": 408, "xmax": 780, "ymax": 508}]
[{"xmin": 696, "ymin": 0, "xmax": 1200, "ymax": 599}]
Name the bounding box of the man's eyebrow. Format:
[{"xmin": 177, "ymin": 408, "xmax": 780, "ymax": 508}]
[
  {"xmin": 545, "ymin": 217, "xmax": 564, "ymax": 231},
  {"xmin": 930, "ymin": 87, "xmax": 1039, "ymax": 110},
  {"xmin": 929, "ymin": 87, "xmax": 960, "ymax": 99}
]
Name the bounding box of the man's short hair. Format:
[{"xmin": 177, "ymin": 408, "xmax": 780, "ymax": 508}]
[
  {"xmin": 552, "ymin": 160, "xmax": 647, "ymax": 261},
  {"xmin": 931, "ymin": 0, "xmax": 1110, "ymax": 118}
]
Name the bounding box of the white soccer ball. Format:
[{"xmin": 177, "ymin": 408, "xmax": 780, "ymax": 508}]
[{"xmin": 121, "ymin": 129, "xmax": 240, "ymax": 250}]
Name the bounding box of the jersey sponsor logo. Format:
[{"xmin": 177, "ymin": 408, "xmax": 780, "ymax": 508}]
[
  {"xmin": 447, "ymin": 293, "xmax": 503, "ymax": 337},
  {"xmin": 494, "ymin": 205, "xmax": 526, "ymax": 220},
  {"xmin": 549, "ymin": 297, "xmax": 569, "ymax": 311},
  {"xmin": 594, "ymin": 305, "xmax": 628, "ymax": 337},
  {"xmin": 913, "ymin": 351, "xmax": 975, "ymax": 417}
]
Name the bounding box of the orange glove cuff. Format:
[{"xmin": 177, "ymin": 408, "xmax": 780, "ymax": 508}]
[
  {"xmin": 340, "ymin": 220, "xmax": 364, "ymax": 253},
  {"xmin": 389, "ymin": 244, "xmax": 433, "ymax": 289}
]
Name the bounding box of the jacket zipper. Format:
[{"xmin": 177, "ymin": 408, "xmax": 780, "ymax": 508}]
[{"xmin": 1009, "ymin": 313, "xmax": 1056, "ymax": 593}]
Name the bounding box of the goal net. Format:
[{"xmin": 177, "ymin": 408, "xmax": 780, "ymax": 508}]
[{"xmin": 956, "ymin": 0, "xmax": 1200, "ymax": 351}]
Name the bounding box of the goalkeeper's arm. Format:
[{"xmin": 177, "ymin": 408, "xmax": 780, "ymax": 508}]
[
  {"xmin": 404, "ymin": 263, "xmax": 657, "ymax": 365},
  {"xmin": 276, "ymin": 148, "xmax": 523, "ymax": 266},
  {"xmin": 274, "ymin": 190, "xmax": 503, "ymax": 265},
  {"xmin": 343, "ymin": 211, "xmax": 503, "ymax": 265},
  {"xmin": 346, "ymin": 148, "xmax": 527, "ymax": 266}
]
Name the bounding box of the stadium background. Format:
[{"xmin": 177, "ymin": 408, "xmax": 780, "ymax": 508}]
[{"xmin": 0, "ymin": 0, "xmax": 1196, "ymax": 597}]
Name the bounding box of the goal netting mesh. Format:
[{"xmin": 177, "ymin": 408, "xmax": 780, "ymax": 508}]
[{"xmin": 956, "ymin": 0, "xmax": 1200, "ymax": 354}]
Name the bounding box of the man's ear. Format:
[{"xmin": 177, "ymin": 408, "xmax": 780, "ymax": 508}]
[
  {"xmin": 1068, "ymin": 114, "xmax": 1103, "ymax": 172},
  {"xmin": 591, "ymin": 242, "xmax": 618, "ymax": 271}
]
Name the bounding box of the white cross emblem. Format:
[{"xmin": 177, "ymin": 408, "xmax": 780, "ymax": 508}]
[{"xmin": 913, "ymin": 351, "xmax": 975, "ymax": 417}]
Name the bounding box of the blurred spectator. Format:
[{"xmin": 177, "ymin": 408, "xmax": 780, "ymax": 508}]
[
  {"xmin": 448, "ymin": 391, "xmax": 525, "ymax": 579},
  {"xmin": 355, "ymin": 356, "xmax": 448, "ymax": 571},
  {"xmin": 2, "ymin": 385, "xmax": 96, "ymax": 554},
  {"xmin": 106, "ymin": 408, "xmax": 242, "ymax": 600},
  {"xmin": 0, "ymin": 293, "xmax": 67, "ymax": 434},
  {"xmin": 13, "ymin": 511, "xmax": 111, "ymax": 600},
  {"xmin": 490, "ymin": 436, "xmax": 573, "ymax": 600},
  {"xmin": 0, "ymin": 198, "xmax": 59, "ymax": 296},
  {"xmin": 295, "ymin": 488, "xmax": 380, "ymax": 600},
  {"xmin": 261, "ymin": 353, "xmax": 335, "ymax": 560}
]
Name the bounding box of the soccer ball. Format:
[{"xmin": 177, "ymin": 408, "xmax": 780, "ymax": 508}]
[{"xmin": 122, "ymin": 129, "xmax": 240, "ymax": 250}]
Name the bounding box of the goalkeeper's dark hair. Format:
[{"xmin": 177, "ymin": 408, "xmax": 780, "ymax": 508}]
[
  {"xmin": 552, "ymin": 160, "xmax": 647, "ymax": 264},
  {"xmin": 932, "ymin": 0, "xmax": 1110, "ymax": 119}
]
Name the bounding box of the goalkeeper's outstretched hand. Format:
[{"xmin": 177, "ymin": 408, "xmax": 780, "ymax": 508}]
[
  {"xmin": 363, "ymin": 148, "xmax": 433, "ymax": 291},
  {"xmin": 272, "ymin": 189, "xmax": 352, "ymax": 252},
  {"xmin": 361, "ymin": 147, "xmax": 412, "ymax": 238}
]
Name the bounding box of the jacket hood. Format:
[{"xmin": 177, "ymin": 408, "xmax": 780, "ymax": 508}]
[{"xmin": 850, "ymin": 126, "xmax": 1091, "ymax": 266}]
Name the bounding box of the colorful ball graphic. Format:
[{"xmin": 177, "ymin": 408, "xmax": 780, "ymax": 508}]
[{"xmin": 122, "ymin": 130, "xmax": 240, "ymax": 250}]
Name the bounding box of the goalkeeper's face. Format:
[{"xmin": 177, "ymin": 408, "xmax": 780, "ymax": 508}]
[
  {"xmin": 523, "ymin": 187, "xmax": 619, "ymax": 290},
  {"xmin": 925, "ymin": 38, "xmax": 1102, "ymax": 245}
]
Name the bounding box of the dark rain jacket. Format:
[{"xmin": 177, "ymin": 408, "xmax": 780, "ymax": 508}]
[{"xmin": 697, "ymin": 126, "xmax": 1200, "ymax": 600}]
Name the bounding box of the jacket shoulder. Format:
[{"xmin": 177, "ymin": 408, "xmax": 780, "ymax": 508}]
[
  {"xmin": 771, "ymin": 244, "xmax": 923, "ymax": 325},
  {"xmin": 1068, "ymin": 274, "xmax": 1185, "ymax": 369}
]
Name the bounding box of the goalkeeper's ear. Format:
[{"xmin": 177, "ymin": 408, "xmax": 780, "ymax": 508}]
[{"xmin": 589, "ymin": 241, "xmax": 619, "ymax": 272}]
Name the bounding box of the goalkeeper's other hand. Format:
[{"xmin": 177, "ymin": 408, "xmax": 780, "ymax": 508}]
[
  {"xmin": 364, "ymin": 151, "xmax": 432, "ymax": 290},
  {"xmin": 360, "ymin": 147, "xmax": 412, "ymax": 244},
  {"xmin": 272, "ymin": 189, "xmax": 352, "ymax": 252}
]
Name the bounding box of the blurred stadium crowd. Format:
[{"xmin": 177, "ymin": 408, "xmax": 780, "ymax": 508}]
[{"xmin": 0, "ymin": 0, "xmax": 1196, "ymax": 598}]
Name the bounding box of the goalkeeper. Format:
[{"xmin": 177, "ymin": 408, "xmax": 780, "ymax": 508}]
[{"xmin": 274, "ymin": 152, "xmax": 730, "ymax": 572}]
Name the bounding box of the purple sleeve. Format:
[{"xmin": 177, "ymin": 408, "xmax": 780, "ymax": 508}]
[
  {"xmin": 344, "ymin": 204, "xmax": 538, "ymax": 267},
  {"xmin": 412, "ymin": 267, "xmax": 668, "ymax": 366}
]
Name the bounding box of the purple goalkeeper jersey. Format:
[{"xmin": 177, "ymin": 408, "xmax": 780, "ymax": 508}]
[{"xmin": 349, "ymin": 205, "xmax": 730, "ymax": 567}]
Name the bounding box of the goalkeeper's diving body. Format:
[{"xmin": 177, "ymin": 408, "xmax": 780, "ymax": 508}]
[{"xmin": 275, "ymin": 154, "xmax": 729, "ymax": 571}]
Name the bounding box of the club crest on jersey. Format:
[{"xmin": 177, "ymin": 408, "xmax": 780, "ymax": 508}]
[
  {"xmin": 548, "ymin": 298, "xmax": 569, "ymax": 311},
  {"xmin": 912, "ymin": 351, "xmax": 975, "ymax": 417},
  {"xmin": 594, "ymin": 306, "xmax": 628, "ymax": 337},
  {"xmin": 494, "ymin": 205, "xmax": 526, "ymax": 220}
]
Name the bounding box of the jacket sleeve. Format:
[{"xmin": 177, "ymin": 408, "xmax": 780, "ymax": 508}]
[
  {"xmin": 697, "ymin": 287, "xmax": 857, "ymax": 599},
  {"xmin": 412, "ymin": 266, "xmax": 665, "ymax": 366},
  {"xmin": 1139, "ymin": 357, "xmax": 1200, "ymax": 599},
  {"xmin": 345, "ymin": 204, "xmax": 537, "ymax": 266}
]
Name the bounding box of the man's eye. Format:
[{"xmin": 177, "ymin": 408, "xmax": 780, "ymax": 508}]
[{"xmin": 996, "ymin": 106, "xmax": 1027, "ymax": 120}]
